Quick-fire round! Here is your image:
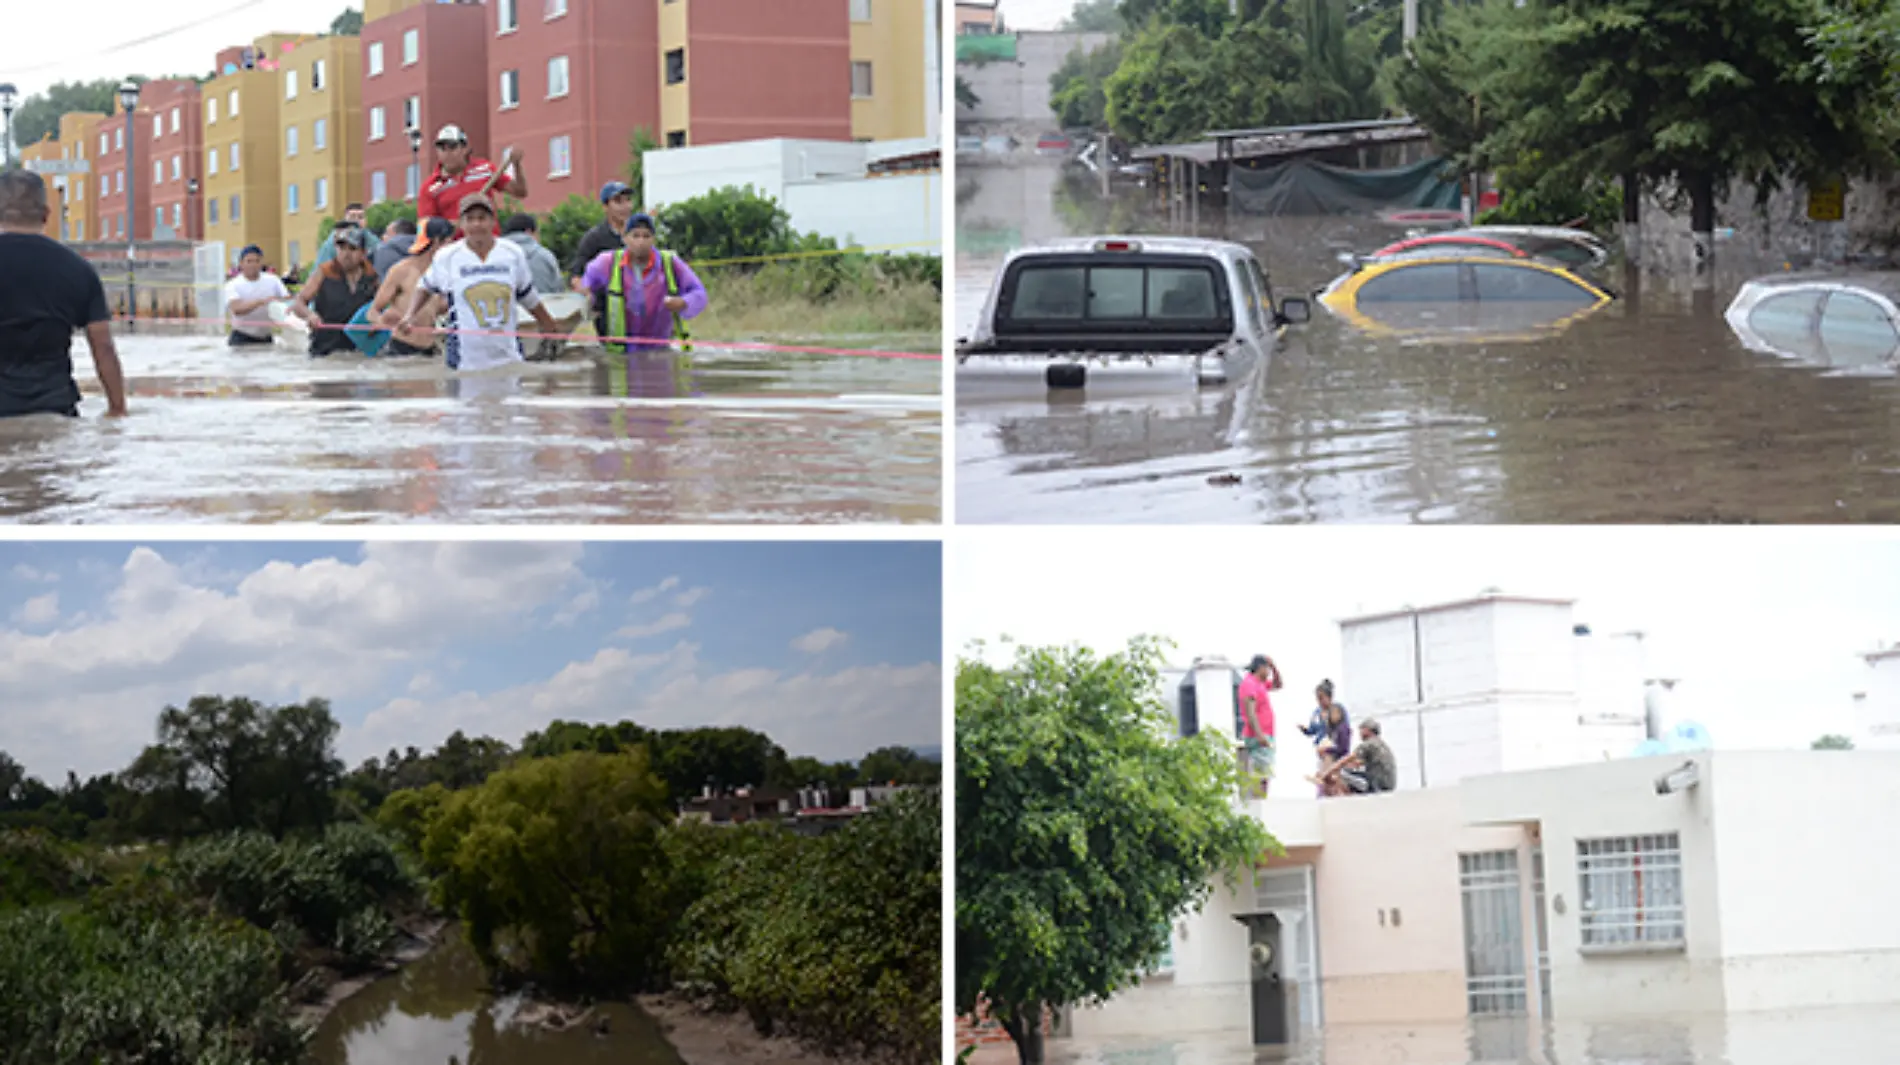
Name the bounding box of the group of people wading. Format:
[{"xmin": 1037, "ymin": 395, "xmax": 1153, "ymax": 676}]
[{"xmin": 1234, "ymin": 655, "xmax": 1398, "ymax": 799}]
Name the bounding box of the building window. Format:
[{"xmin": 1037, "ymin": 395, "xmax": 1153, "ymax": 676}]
[
  {"xmin": 403, "ymin": 29, "xmax": 419, "ymax": 65},
  {"xmin": 666, "ymin": 130, "xmax": 685, "ymax": 148},
  {"xmin": 209, "ymin": 198, "xmax": 219, "ymax": 224},
  {"xmin": 368, "ymin": 41, "xmax": 384, "ymax": 76},
  {"xmin": 851, "ymin": 61, "xmax": 874, "ymax": 98},
  {"xmin": 498, "ymin": 0, "xmax": 517, "ymax": 33},
  {"xmin": 287, "ymin": 183, "xmax": 300, "ymax": 214},
  {"xmin": 231, "ymin": 194, "xmax": 241, "ymax": 220},
  {"xmin": 664, "ymin": 49, "xmax": 685, "ymax": 85},
  {"xmin": 500, "ymin": 70, "xmax": 520, "ymax": 109},
  {"xmin": 154, "ymin": 160, "xmax": 163, "ymax": 184},
  {"xmin": 547, "ymin": 56, "xmax": 569, "ymax": 98},
  {"xmin": 404, "ymin": 96, "xmax": 420, "ymax": 133},
  {"xmin": 548, "ymin": 135, "xmax": 572, "ymax": 178},
  {"xmin": 371, "ymin": 171, "xmax": 387, "ymax": 203},
  {"xmin": 545, "ymin": 0, "xmax": 567, "ymax": 18},
  {"xmin": 115, "ymin": 127, "xmax": 123, "ymax": 151},
  {"xmin": 850, "ymin": 0, "xmax": 871, "ymax": 20},
  {"xmin": 370, "ymin": 107, "xmax": 386, "ymax": 141},
  {"xmin": 286, "ymin": 126, "xmax": 299, "ymax": 157},
  {"xmin": 231, "ymin": 143, "xmax": 241, "ymax": 171},
  {"xmin": 1577, "ymin": 834, "xmax": 1685, "ymax": 950},
  {"xmin": 312, "ymin": 59, "xmax": 327, "ymax": 91},
  {"xmin": 285, "ymin": 70, "xmax": 298, "ymax": 100},
  {"xmin": 315, "ymin": 177, "xmax": 329, "ymax": 210},
  {"xmin": 170, "ymin": 108, "xmax": 180, "ymax": 133},
  {"xmin": 207, "ymin": 97, "xmax": 218, "ymax": 124},
  {"xmin": 153, "ymin": 114, "xmax": 163, "ymax": 139},
  {"xmin": 99, "ymin": 133, "xmax": 108, "ymax": 155},
  {"xmin": 314, "ymin": 118, "xmax": 328, "ymax": 151},
  {"xmin": 171, "ymin": 156, "xmax": 181, "ymax": 181},
  {"xmin": 289, "ymin": 240, "xmax": 301, "ymax": 266},
  {"xmin": 229, "ymin": 89, "xmax": 240, "ymax": 116},
  {"xmin": 172, "ymin": 203, "xmax": 182, "ymax": 229}
]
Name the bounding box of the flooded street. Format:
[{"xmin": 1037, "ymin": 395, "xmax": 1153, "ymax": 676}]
[
  {"xmin": 2, "ymin": 332, "xmax": 939, "ymax": 523},
  {"xmin": 973, "ymin": 1007, "xmax": 1900, "ymax": 1065},
  {"xmin": 954, "ymin": 165, "xmax": 1900, "ymax": 524},
  {"xmin": 309, "ymin": 934, "xmax": 685, "ymax": 1065}
]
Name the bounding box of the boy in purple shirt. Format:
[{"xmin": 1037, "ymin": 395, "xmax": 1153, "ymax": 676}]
[{"xmin": 580, "ymin": 212, "xmax": 709, "ymax": 352}]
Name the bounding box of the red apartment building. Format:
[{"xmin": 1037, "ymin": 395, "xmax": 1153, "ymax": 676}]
[
  {"xmin": 92, "ymin": 77, "xmax": 204, "ymax": 242},
  {"xmin": 485, "ymin": 0, "xmax": 661, "ymax": 214},
  {"xmin": 360, "ymin": 0, "xmax": 490, "ymax": 207},
  {"xmin": 672, "ymin": 0, "xmax": 851, "ymax": 146}
]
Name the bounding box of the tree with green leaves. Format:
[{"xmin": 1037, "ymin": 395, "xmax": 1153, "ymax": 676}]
[
  {"xmin": 624, "ymin": 127, "xmax": 659, "ymax": 205},
  {"xmin": 956, "ymin": 75, "xmax": 980, "ymax": 110},
  {"xmin": 1049, "ymin": 40, "xmax": 1124, "ymax": 130},
  {"xmin": 956, "ymin": 637, "xmax": 1279, "ymax": 1065},
  {"xmin": 329, "ymin": 8, "xmax": 364, "ymax": 36},
  {"xmin": 8, "ymin": 79, "xmax": 132, "ymax": 148},
  {"xmin": 1063, "ymin": 0, "xmax": 1127, "ymax": 32},
  {"xmin": 119, "ymin": 695, "xmax": 344, "ymax": 840},
  {"xmin": 1812, "ymin": 733, "xmax": 1855, "ymax": 750}
]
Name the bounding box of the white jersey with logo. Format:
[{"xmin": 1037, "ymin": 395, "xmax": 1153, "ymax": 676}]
[{"xmin": 420, "ymin": 238, "xmax": 542, "ymax": 371}]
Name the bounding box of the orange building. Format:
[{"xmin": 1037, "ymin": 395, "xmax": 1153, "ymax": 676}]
[
  {"xmin": 17, "ymin": 138, "xmax": 64, "ymax": 239},
  {"xmin": 57, "ymin": 111, "xmax": 108, "ymax": 242}
]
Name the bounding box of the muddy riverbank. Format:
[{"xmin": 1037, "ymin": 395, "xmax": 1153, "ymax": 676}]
[{"xmin": 636, "ymin": 993, "xmax": 882, "ymax": 1065}]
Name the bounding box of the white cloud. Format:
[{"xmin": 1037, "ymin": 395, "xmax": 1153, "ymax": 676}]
[
  {"xmin": 12, "ymin": 593, "xmax": 58, "ymax": 628},
  {"xmin": 553, "ymin": 587, "xmax": 602, "ymax": 626},
  {"xmin": 616, "ymin": 613, "xmax": 692, "ymax": 640},
  {"xmin": 630, "ymin": 576, "xmax": 681, "ymax": 605},
  {"xmin": 791, "ymin": 627, "xmax": 850, "ymax": 654},
  {"xmin": 673, "ymin": 586, "xmax": 709, "ymax": 608},
  {"xmin": 10, "ymin": 565, "xmax": 57, "ymax": 584}
]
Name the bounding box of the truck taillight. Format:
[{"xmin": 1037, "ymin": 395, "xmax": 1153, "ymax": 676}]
[{"xmin": 1096, "ymin": 240, "xmax": 1139, "ymax": 252}]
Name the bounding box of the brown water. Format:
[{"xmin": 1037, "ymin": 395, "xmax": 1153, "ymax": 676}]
[
  {"xmin": 1, "ymin": 335, "xmax": 940, "ymax": 524},
  {"xmin": 309, "ymin": 934, "xmax": 686, "ymax": 1065},
  {"xmin": 953, "ymin": 166, "xmax": 1900, "ymax": 524}
]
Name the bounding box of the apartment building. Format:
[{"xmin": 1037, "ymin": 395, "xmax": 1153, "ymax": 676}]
[
  {"xmin": 849, "ymin": 0, "xmax": 931, "ymax": 141},
  {"xmin": 277, "ymin": 35, "xmax": 364, "ymax": 267},
  {"xmin": 658, "ymin": 0, "xmax": 850, "ymax": 149},
  {"xmin": 359, "ymin": 0, "xmax": 490, "ymax": 208},
  {"xmin": 57, "ymin": 112, "xmax": 106, "ymax": 242},
  {"xmin": 486, "ymin": 0, "xmax": 661, "ymax": 214},
  {"xmin": 203, "ymin": 41, "xmax": 292, "ymax": 266},
  {"xmin": 16, "ymin": 139, "xmax": 62, "ymax": 239},
  {"xmin": 955, "ymin": 0, "xmax": 998, "ymax": 33},
  {"xmin": 141, "ymin": 78, "xmax": 207, "ymax": 242}
]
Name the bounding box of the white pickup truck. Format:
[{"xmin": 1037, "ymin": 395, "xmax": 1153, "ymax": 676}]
[{"xmin": 956, "ymin": 236, "xmax": 1310, "ymax": 389}]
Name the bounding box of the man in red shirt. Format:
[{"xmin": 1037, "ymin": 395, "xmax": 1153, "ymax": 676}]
[{"xmin": 418, "ymin": 124, "xmax": 529, "ymax": 237}]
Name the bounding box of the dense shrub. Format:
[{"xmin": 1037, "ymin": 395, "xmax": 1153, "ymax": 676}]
[{"xmin": 0, "ymin": 830, "xmax": 95, "ymax": 910}]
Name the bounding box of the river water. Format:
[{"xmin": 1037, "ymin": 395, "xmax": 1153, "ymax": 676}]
[
  {"xmin": 954, "ymin": 164, "xmax": 1900, "ymax": 524},
  {"xmin": 2, "ymin": 333, "xmax": 940, "ymax": 524},
  {"xmin": 309, "ymin": 935, "xmax": 686, "ymax": 1065}
]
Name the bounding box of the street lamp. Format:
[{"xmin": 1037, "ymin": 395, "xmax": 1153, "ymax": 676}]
[
  {"xmin": 119, "ymin": 80, "xmax": 139, "ymax": 327},
  {"xmin": 186, "ymin": 177, "xmax": 199, "ymax": 239},
  {"xmin": 406, "ymin": 125, "xmax": 422, "ymax": 200},
  {"xmin": 0, "ymin": 83, "xmax": 16, "ymax": 170}
]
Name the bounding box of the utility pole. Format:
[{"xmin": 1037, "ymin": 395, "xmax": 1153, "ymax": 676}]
[
  {"xmin": 120, "ymin": 81, "xmax": 140, "ymax": 329},
  {"xmin": 1403, "ymin": 0, "xmax": 1418, "ymax": 46}
]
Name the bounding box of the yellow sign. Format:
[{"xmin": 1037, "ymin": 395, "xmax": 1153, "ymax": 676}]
[{"xmin": 1808, "ymin": 178, "xmax": 1845, "ymax": 223}]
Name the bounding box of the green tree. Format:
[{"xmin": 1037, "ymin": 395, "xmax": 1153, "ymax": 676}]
[
  {"xmin": 1105, "ymin": 17, "xmax": 1310, "ymax": 144},
  {"xmin": 624, "ymin": 127, "xmax": 659, "ymax": 205},
  {"xmin": 363, "ymin": 198, "xmax": 417, "ymax": 236},
  {"xmin": 859, "ymin": 745, "xmax": 941, "ymax": 786},
  {"xmin": 651, "ymin": 185, "xmax": 800, "ymax": 265},
  {"xmin": 9, "ymin": 79, "xmax": 129, "ymax": 147},
  {"xmin": 1063, "ymin": 0, "xmax": 1127, "ymax": 32},
  {"xmin": 1812, "ymin": 734, "xmax": 1855, "ymax": 750},
  {"xmin": 956, "ymin": 637, "xmax": 1278, "ymax": 1065},
  {"xmin": 1049, "ymin": 41, "xmax": 1124, "ymax": 130},
  {"xmin": 329, "ymin": 8, "xmax": 364, "ymax": 35},
  {"xmin": 537, "ymin": 193, "xmax": 607, "ymax": 270},
  {"xmin": 122, "ymin": 696, "xmax": 344, "ymax": 839},
  {"xmin": 956, "ymin": 75, "xmax": 980, "ymax": 110}
]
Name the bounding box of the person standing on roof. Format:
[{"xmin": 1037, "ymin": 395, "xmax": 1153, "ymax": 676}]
[
  {"xmin": 417, "ymin": 125, "xmax": 529, "ymax": 239},
  {"xmin": 579, "ymin": 212, "xmax": 708, "ymax": 353}
]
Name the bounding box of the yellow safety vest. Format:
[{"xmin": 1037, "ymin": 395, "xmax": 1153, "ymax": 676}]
[{"xmin": 604, "ymin": 248, "xmax": 692, "ymax": 353}]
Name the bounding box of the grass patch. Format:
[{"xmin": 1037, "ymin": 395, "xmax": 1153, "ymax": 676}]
[{"xmin": 693, "ymin": 271, "xmax": 940, "ymax": 346}]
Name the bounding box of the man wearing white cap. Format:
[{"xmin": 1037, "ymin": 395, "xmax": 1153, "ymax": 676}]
[{"xmin": 417, "ymin": 124, "xmax": 528, "ymax": 239}]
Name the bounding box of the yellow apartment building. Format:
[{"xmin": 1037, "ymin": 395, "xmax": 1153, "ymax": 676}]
[
  {"xmin": 660, "ymin": 0, "xmax": 689, "ymax": 146},
  {"xmin": 278, "ymin": 34, "xmax": 364, "ymax": 268},
  {"xmin": 17, "ymin": 139, "xmax": 63, "ymax": 239},
  {"xmin": 202, "ymin": 36, "xmax": 296, "ymax": 267},
  {"xmin": 55, "ymin": 112, "xmax": 106, "ymax": 242},
  {"xmin": 849, "ymin": 0, "xmax": 928, "ymax": 141}
]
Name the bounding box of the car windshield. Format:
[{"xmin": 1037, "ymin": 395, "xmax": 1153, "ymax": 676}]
[{"xmin": 1003, "ymin": 261, "xmax": 1225, "ymax": 324}]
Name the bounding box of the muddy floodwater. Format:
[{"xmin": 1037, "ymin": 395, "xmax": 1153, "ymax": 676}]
[
  {"xmin": 309, "ymin": 935, "xmax": 685, "ymax": 1065},
  {"xmin": 0, "ymin": 333, "xmax": 939, "ymax": 523},
  {"xmin": 982, "ymin": 1006, "xmax": 1900, "ymax": 1065},
  {"xmin": 954, "ymin": 165, "xmax": 1900, "ymax": 524}
]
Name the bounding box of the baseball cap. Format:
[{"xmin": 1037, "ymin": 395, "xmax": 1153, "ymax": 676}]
[
  {"xmin": 625, "ymin": 212, "xmax": 656, "ymax": 234},
  {"xmin": 332, "ymin": 226, "xmax": 366, "ymax": 248},
  {"xmin": 458, "ymin": 192, "xmax": 497, "ymax": 217},
  {"xmin": 411, "ymin": 216, "xmax": 456, "ymax": 254},
  {"xmin": 599, "ymin": 181, "xmax": 633, "ymax": 204},
  {"xmin": 435, "ymin": 124, "xmax": 467, "ymax": 145}
]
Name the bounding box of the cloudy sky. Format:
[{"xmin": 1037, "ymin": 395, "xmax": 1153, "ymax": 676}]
[
  {"xmin": 994, "ymin": 0, "xmax": 1083, "ymax": 30},
  {"xmin": 0, "ymin": 540, "xmax": 942, "ymax": 780},
  {"xmin": 953, "ymin": 527, "xmax": 1900, "ymax": 749}
]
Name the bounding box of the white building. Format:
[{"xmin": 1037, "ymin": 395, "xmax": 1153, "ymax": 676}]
[
  {"xmin": 1855, "ymin": 644, "xmax": 1900, "ymax": 750},
  {"xmin": 644, "ymin": 137, "xmax": 942, "ymax": 257}
]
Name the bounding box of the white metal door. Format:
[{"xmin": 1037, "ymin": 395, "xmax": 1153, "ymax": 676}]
[
  {"xmin": 1253, "ymin": 866, "xmax": 1322, "ymax": 1030},
  {"xmin": 1459, "ymin": 850, "xmax": 1528, "ymax": 1014}
]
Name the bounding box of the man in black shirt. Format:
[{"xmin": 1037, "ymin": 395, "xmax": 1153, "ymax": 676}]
[
  {"xmin": 568, "ymin": 181, "xmax": 634, "ymax": 282},
  {"xmin": 0, "ymin": 170, "xmax": 127, "ymax": 418}
]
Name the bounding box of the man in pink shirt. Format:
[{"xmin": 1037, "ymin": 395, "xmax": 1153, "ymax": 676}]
[{"xmin": 1238, "ymin": 653, "xmax": 1283, "ymax": 796}]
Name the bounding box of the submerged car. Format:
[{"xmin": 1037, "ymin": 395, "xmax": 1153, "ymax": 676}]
[
  {"xmin": 1446, "ymin": 225, "xmax": 1612, "ymax": 273},
  {"xmin": 1726, "ymin": 272, "xmax": 1900, "ymax": 368},
  {"xmin": 1368, "ymin": 235, "xmax": 1531, "ymax": 260},
  {"xmin": 1318, "ymin": 255, "xmax": 1613, "ymax": 341},
  {"xmin": 957, "ymin": 236, "xmax": 1311, "ymax": 389}
]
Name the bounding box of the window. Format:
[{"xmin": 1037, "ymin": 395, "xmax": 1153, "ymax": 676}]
[
  {"xmin": 368, "ymin": 41, "xmax": 384, "ymax": 76},
  {"xmin": 230, "ymin": 194, "xmax": 241, "ymax": 220},
  {"xmin": 1471, "ymin": 264, "xmax": 1597, "ymax": 305},
  {"xmin": 545, "ymin": 0, "xmax": 567, "ymax": 17},
  {"xmin": 153, "ymin": 114, "xmax": 162, "ymax": 139},
  {"xmin": 312, "ymin": 59, "xmax": 326, "ymax": 91},
  {"xmin": 371, "ymin": 171, "xmax": 388, "ymax": 203},
  {"xmin": 1002, "ymin": 262, "xmax": 1228, "ymax": 327},
  {"xmin": 171, "ymin": 156, "xmax": 181, "ymax": 181},
  {"xmin": 403, "ymin": 29, "xmax": 419, "ymax": 65},
  {"xmin": 664, "ymin": 49, "xmax": 685, "ymax": 85},
  {"xmin": 1749, "ymin": 290, "xmax": 1825, "ymax": 353},
  {"xmin": 207, "ymin": 97, "xmax": 218, "ymax": 124},
  {"xmin": 548, "ymin": 134, "xmax": 572, "ymax": 177},
  {"xmin": 315, "ymin": 177, "xmax": 329, "ymax": 210},
  {"xmin": 404, "ymin": 96, "xmax": 420, "ymax": 132},
  {"xmin": 115, "ymin": 215, "xmax": 122, "ymax": 238},
  {"xmin": 286, "ymin": 126, "xmax": 299, "ymax": 157},
  {"xmin": 154, "ymin": 206, "xmax": 163, "ymax": 230},
  {"xmin": 666, "ymin": 130, "xmax": 685, "ymax": 148},
  {"xmin": 288, "ymin": 240, "xmax": 301, "ymax": 266},
  {"xmin": 850, "ymin": 0, "xmax": 871, "ymax": 20},
  {"xmin": 99, "ymin": 133, "xmax": 108, "ymax": 155},
  {"xmin": 230, "ymin": 143, "xmax": 241, "ymax": 170},
  {"xmin": 498, "ymin": 0, "xmax": 517, "ymax": 32},
  {"xmin": 406, "ymin": 164, "xmax": 419, "ymax": 198},
  {"xmin": 285, "ymin": 70, "xmax": 298, "ymax": 100},
  {"xmin": 1818, "ymin": 291, "xmax": 1900, "ymax": 363},
  {"xmin": 115, "ymin": 127, "xmax": 123, "ymax": 150},
  {"xmin": 314, "ymin": 118, "xmax": 328, "ymax": 151},
  {"xmin": 209, "ymin": 198, "xmax": 219, "ymax": 224},
  {"xmin": 1356, "ymin": 263, "xmax": 1463, "ymax": 303},
  {"xmin": 172, "ymin": 203, "xmax": 182, "ymax": 229},
  {"xmin": 171, "ymin": 107, "xmax": 180, "ymax": 133},
  {"xmin": 1577, "ymin": 834, "xmax": 1685, "ymax": 950},
  {"xmin": 851, "ymin": 61, "xmax": 873, "ymax": 98},
  {"xmin": 500, "ymin": 70, "xmax": 520, "ymax": 109},
  {"xmin": 370, "ymin": 107, "xmax": 386, "ymax": 140},
  {"xmin": 548, "ymin": 56, "xmax": 570, "ymax": 97},
  {"xmin": 229, "ymin": 89, "xmax": 240, "ymax": 116},
  {"xmin": 154, "ymin": 160, "xmax": 163, "ymax": 184},
  {"xmin": 287, "ymin": 183, "xmax": 300, "ymax": 213}
]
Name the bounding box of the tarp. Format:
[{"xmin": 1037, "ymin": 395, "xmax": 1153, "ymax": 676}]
[
  {"xmin": 1228, "ymin": 155, "xmax": 1463, "ymax": 216},
  {"xmin": 956, "ymin": 34, "xmax": 1018, "ymax": 62}
]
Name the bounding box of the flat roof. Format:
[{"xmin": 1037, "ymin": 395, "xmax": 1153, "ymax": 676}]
[{"xmin": 1337, "ymin": 593, "xmax": 1577, "ymax": 628}]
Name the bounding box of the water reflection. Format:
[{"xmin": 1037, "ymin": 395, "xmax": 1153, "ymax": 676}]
[
  {"xmin": 955, "ymin": 166, "xmax": 1900, "ymax": 524},
  {"xmin": 0, "ymin": 338, "xmax": 939, "ymax": 524},
  {"xmin": 309, "ymin": 934, "xmax": 685, "ymax": 1065}
]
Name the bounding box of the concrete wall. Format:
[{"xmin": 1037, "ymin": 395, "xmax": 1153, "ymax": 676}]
[
  {"xmin": 785, "ymin": 172, "xmax": 941, "ymax": 252},
  {"xmin": 1633, "ymin": 174, "xmax": 1900, "ymax": 277},
  {"xmin": 954, "ymin": 30, "xmax": 1113, "ymax": 128}
]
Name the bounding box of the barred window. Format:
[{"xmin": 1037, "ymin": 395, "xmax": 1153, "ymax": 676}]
[{"xmin": 1577, "ymin": 833, "xmax": 1685, "ymax": 949}]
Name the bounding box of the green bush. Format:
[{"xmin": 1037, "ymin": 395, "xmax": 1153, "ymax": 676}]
[
  {"xmin": 170, "ymin": 825, "xmax": 419, "ymax": 956},
  {"xmin": 0, "ymin": 831, "xmax": 95, "ymax": 911}
]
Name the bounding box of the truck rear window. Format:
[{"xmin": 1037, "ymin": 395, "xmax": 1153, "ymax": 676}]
[{"xmin": 1000, "ymin": 261, "xmax": 1228, "ymax": 328}]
